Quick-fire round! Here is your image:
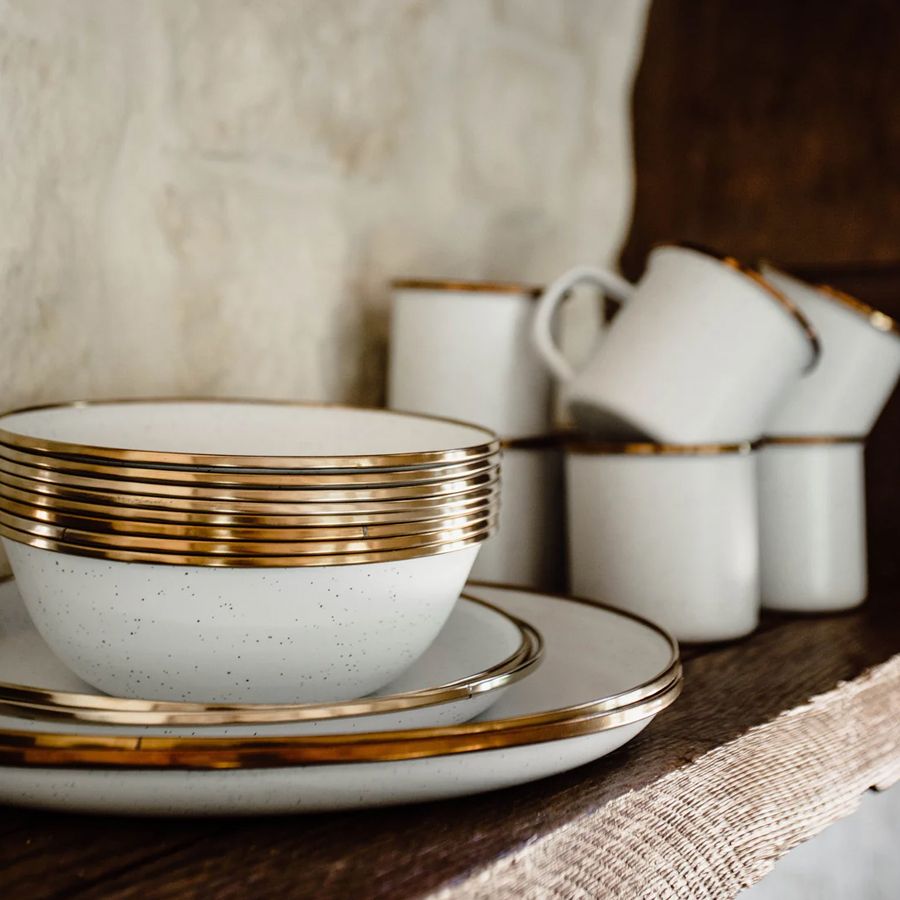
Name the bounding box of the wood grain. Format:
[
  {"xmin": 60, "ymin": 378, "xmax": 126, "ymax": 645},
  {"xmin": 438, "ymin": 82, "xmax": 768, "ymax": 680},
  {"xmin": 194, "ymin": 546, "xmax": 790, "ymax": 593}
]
[{"xmin": 621, "ymin": 0, "xmax": 900, "ymax": 277}]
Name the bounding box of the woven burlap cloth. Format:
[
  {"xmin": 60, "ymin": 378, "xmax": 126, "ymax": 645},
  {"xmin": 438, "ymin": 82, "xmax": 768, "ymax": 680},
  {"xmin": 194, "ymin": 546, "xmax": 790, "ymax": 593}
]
[{"xmin": 430, "ymin": 654, "xmax": 900, "ymax": 900}]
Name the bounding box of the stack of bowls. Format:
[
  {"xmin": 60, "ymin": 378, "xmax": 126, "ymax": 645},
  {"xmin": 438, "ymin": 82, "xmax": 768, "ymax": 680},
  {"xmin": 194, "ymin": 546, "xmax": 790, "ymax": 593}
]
[{"xmin": 0, "ymin": 400, "xmax": 499, "ymax": 704}]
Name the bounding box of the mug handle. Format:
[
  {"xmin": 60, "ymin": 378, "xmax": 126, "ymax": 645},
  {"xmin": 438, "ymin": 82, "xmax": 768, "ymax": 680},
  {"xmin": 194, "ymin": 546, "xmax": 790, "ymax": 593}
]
[{"xmin": 532, "ymin": 265, "xmax": 634, "ymax": 382}]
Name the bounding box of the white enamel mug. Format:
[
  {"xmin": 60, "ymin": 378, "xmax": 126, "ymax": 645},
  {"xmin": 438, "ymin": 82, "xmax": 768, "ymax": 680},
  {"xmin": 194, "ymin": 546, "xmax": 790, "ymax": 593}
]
[
  {"xmin": 389, "ymin": 279, "xmax": 552, "ymax": 437},
  {"xmin": 470, "ymin": 437, "xmax": 566, "ymax": 591},
  {"xmin": 761, "ymin": 266, "xmax": 900, "ymax": 437},
  {"xmin": 759, "ymin": 437, "xmax": 867, "ymax": 613},
  {"xmin": 533, "ymin": 245, "xmax": 820, "ymax": 443},
  {"xmin": 566, "ymin": 440, "xmax": 759, "ymax": 642}
]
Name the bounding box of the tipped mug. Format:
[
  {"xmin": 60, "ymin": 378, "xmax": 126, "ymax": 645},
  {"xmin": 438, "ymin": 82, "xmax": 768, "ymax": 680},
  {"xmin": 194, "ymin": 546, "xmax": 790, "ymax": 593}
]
[
  {"xmin": 532, "ymin": 244, "xmax": 820, "ymax": 443},
  {"xmin": 761, "ymin": 265, "xmax": 900, "ymax": 437}
]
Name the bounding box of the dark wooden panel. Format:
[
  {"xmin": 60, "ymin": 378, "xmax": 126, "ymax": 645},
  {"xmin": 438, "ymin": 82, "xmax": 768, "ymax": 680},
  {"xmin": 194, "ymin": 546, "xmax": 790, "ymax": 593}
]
[{"xmin": 621, "ymin": 0, "xmax": 900, "ymax": 277}]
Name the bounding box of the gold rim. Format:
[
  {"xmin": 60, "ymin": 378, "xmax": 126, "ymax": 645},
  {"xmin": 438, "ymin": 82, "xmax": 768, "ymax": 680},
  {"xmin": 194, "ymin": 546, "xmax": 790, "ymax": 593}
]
[
  {"xmin": 566, "ymin": 440, "xmax": 755, "ymax": 456},
  {"xmin": 763, "ymin": 435, "xmax": 865, "ymax": 446},
  {"xmin": 815, "ymin": 284, "xmax": 900, "ymax": 338},
  {"xmin": 499, "ymin": 433, "xmax": 569, "ymax": 450},
  {"xmin": 0, "ymin": 522, "xmax": 494, "ymax": 567},
  {"xmin": 0, "ymin": 445, "xmax": 499, "ymax": 488},
  {"xmin": 0, "ymin": 399, "xmax": 499, "ymax": 469},
  {"xmin": 0, "ymin": 480, "xmax": 499, "ymax": 526},
  {"xmin": 0, "ymin": 495, "xmax": 497, "ymax": 541},
  {"xmin": 0, "ymin": 460, "xmax": 499, "ymax": 503},
  {"xmin": 0, "ymin": 597, "xmax": 542, "ymax": 726},
  {"xmin": 391, "ymin": 278, "xmax": 542, "ymax": 297},
  {"xmin": 761, "ymin": 262, "xmax": 900, "ymax": 339},
  {"xmin": 0, "ymin": 678, "xmax": 681, "ymax": 769},
  {"xmin": 0, "ymin": 470, "xmax": 499, "ymax": 517},
  {"xmin": 658, "ymin": 242, "xmax": 821, "ymax": 364},
  {"xmin": 0, "ymin": 512, "xmax": 497, "ymax": 557}
]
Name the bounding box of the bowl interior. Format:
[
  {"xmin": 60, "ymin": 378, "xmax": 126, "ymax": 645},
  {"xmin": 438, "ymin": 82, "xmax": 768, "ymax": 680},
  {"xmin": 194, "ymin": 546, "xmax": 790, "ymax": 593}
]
[{"xmin": 0, "ymin": 402, "xmax": 494, "ymax": 458}]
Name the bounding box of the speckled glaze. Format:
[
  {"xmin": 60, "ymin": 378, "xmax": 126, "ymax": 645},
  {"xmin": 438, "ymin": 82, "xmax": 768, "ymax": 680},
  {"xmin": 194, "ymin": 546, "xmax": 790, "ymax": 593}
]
[
  {"xmin": 0, "ymin": 584, "xmax": 675, "ymax": 815},
  {"xmin": 2, "ymin": 539, "xmax": 479, "ymax": 703},
  {"xmin": 0, "ymin": 579, "xmax": 523, "ymax": 735}
]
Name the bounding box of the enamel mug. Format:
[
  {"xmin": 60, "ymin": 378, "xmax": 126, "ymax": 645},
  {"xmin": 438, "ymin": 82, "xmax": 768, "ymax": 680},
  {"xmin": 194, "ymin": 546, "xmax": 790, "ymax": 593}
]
[
  {"xmin": 533, "ymin": 245, "xmax": 820, "ymax": 443},
  {"xmin": 470, "ymin": 437, "xmax": 566, "ymax": 591},
  {"xmin": 761, "ymin": 266, "xmax": 900, "ymax": 437},
  {"xmin": 759, "ymin": 437, "xmax": 867, "ymax": 612},
  {"xmin": 389, "ymin": 279, "xmax": 552, "ymax": 437},
  {"xmin": 566, "ymin": 440, "xmax": 759, "ymax": 642}
]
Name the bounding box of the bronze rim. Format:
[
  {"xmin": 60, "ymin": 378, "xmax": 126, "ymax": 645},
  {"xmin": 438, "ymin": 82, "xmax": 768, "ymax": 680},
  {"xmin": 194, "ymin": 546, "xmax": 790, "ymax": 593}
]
[
  {"xmin": 0, "ymin": 444, "xmax": 499, "ymax": 488},
  {"xmin": 0, "ymin": 479, "xmax": 499, "ymax": 526},
  {"xmin": 0, "ymin": 399, "xmax": 499, "ymax": 470},
  {"xmin": 499, "ymin": 434, "xmax": 569, "ymax": 450},
  {"xmin": 567, "ymin": 440, "xmax": 755, "ymax": 456},
  {"xmin": 0, "ymin": 522, "xmax": 495, "ymax": 567},
  {"xmin": 0, "ymin": 459, "xmax": 499, "ymax": 504},
  {"xmin": 0, "ymin": 494, "xmax": 497, "ymax": 541},
  {"xmin": 761, "ymin": 263, "xmax": 900, "ymax": 339},
  {"xmin": 763, "ymin": 435, "xmax": 864, "ymax": 446},
  {"xmin": 0, "ymin": 512, "xmax": 497, "ymax": 557},
  {"xmin": 0, "ymin": 469, "xmax": 499, "ymax": 517},
  {"xmin": 0, "ymin": 679, "xmax": 682, "ymax": 768},
  {"xmin": 815, "ymin": 284, "xmax": 900, "ymax": 338},
  {"xmin": 391, "ymin": 278, "xmax": 542, "ymax": 297}
]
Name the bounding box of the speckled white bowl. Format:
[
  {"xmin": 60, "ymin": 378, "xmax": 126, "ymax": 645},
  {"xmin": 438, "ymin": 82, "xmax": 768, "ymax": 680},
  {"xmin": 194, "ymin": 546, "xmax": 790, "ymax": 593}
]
[{"xmin": 2, "ymin": 538, "xmax": 480, "ymax": 704}]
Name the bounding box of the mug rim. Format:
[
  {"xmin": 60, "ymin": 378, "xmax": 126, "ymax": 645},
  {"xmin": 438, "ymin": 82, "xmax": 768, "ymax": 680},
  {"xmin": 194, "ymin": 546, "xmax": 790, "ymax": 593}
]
[
  {"xmin": 815, "ymin": 284, "xmax": 900, "ymax": 339},
  {"xmin": 760, "ymin": 262, "xmax": 900, "ymax": 339},
  {"xmin": 391, "ymin": 277, "xmax": 543, "ymax": 297},
  {"xmin": 499, "ymin": 433, "xmax": 570, "ymax": 450},
  {"xmin": 763, "ymin": 435, "xmax": 865, "ymax": 446},
  {"xmin": 652, "ymin": 242, "xmax": 821, "ymax": 365},
  {"xmin": 566, "ymin": 439, "xmax": 755, "ymax": 457}
]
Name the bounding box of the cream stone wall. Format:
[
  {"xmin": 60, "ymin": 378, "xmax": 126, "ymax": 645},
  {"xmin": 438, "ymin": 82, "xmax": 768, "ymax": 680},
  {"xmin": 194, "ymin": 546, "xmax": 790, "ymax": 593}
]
[{"xmin": 0, "ymin": 0, "xmax": 649, "ymax": 413}]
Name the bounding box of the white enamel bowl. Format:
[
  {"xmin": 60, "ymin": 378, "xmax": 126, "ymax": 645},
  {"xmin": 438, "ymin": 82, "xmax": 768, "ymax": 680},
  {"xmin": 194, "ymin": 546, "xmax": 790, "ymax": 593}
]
[
  {"xmin": 2, "ymin": 538, "xmax": 481, "ymax": 704},
  {"xmin": 0, "ymin": 581, "xmax": 535, "ymax": 736}
]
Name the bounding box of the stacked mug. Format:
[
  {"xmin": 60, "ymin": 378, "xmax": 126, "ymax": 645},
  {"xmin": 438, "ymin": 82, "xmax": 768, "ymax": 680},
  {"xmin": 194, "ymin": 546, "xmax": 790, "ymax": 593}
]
[
  {"xmin": 533, "ymin": 244, "xmax": 821, "ymax": 641},
  {"xmin": 0, "ymin": 400, "xmax": 500, "ymax": 703},
  {"xmin": 756, "ymin": 265, "xmax": 900, "ymax": 612},
  {"xmin": 389, "ymin": 279, "xmax": 566, "ymax": 591}
]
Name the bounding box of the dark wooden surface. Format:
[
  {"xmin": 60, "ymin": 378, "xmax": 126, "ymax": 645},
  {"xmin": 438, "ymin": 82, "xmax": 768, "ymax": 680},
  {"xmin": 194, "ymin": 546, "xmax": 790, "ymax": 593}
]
[{"xmin": 0, "ymin": 568, "xmax": 896, "ymax": 899}]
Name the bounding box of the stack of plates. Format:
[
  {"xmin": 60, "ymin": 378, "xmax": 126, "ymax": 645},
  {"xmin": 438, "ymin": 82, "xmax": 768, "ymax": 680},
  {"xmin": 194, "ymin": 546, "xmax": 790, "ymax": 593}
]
[
  {"xmin": 0, "ymin": 399, "xmax": 500, "ymax": 567},
  {"xmin": 0, "ymin": 399, "xmax": 683, "ymax": 814},
  {"xmin": 0, "ymin": 578, "xmax": 682, "ymax": 815}
]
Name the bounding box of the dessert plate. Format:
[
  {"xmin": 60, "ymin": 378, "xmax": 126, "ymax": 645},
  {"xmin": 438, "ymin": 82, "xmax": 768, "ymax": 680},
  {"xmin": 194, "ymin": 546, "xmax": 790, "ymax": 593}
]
[
  {"xmin": 0, "ymin": 582, "xmax": 680, "ymax": 815},
  {"xmin": 0, "ymin": 580, "xmax": 539, "ymax": 733}
]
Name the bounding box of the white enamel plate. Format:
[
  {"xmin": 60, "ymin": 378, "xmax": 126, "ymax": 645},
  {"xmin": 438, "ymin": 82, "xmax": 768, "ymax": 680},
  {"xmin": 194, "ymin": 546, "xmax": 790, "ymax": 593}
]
[{"xmin": 0, "ymin": 582, "xmax": 680, "ymax": 815}]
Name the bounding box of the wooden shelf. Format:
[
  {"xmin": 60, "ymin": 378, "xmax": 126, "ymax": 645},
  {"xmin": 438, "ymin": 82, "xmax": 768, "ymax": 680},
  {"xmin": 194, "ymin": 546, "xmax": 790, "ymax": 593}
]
[{"xmin": 0, "ymin": 575, "xmax": 897, "ymax": 899}]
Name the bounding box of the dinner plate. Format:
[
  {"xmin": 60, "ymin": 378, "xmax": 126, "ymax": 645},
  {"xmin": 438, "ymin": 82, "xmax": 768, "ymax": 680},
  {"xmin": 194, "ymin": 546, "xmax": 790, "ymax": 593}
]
[{"xmin": 0, "ymin": 583, "xmax": 680, "ymax": 815}]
